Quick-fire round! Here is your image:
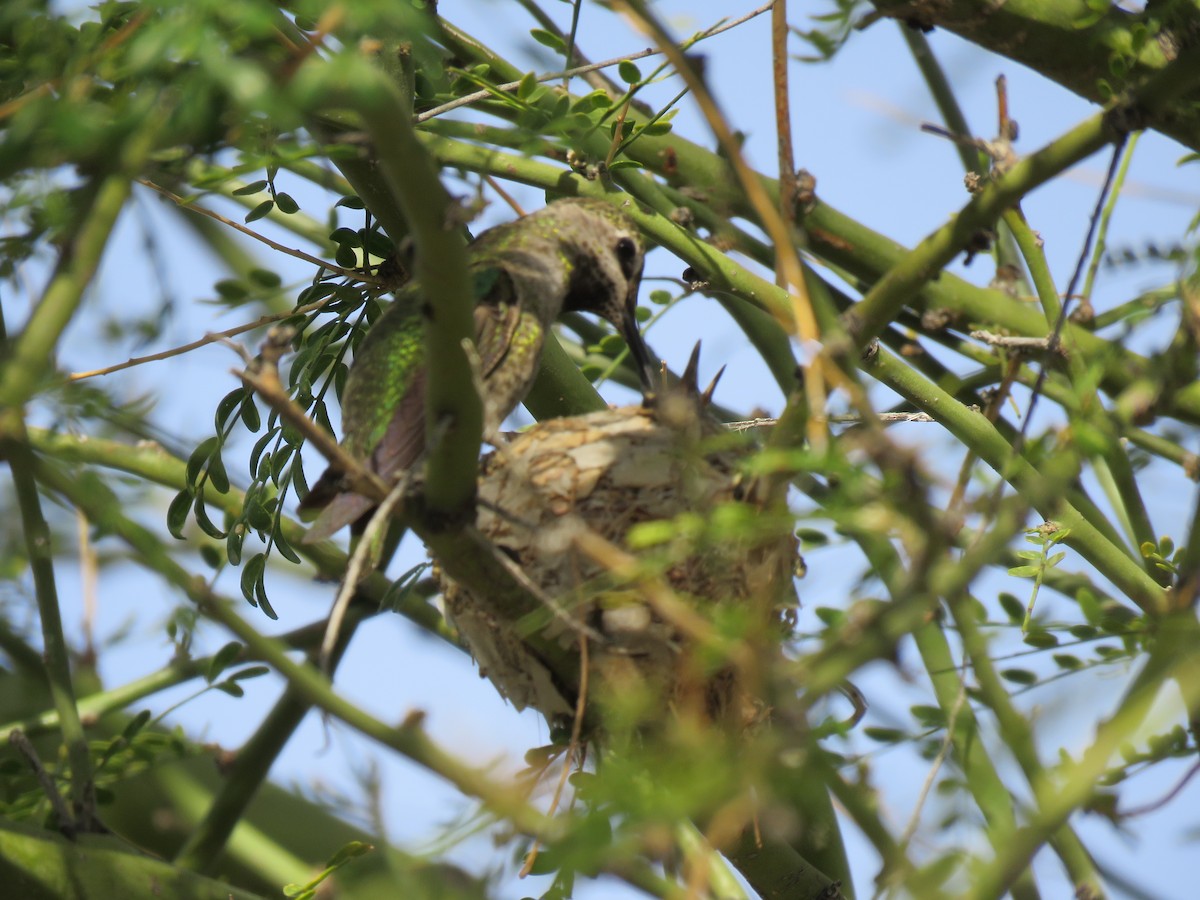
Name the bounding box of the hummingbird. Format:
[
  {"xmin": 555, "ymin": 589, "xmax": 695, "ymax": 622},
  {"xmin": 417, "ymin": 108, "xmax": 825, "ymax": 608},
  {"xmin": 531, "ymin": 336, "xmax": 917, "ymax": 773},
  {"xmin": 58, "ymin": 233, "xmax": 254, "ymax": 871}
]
[{"xmin": 300, "ymin": 196, "xmax": 657, "ymax": 541}]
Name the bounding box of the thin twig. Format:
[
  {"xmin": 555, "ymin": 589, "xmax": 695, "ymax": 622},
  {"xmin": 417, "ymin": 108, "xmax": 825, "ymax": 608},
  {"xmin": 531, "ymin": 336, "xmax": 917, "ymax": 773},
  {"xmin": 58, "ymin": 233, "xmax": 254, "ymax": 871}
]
[
  {"xmin": 320, "ymin": 472, "xmax": 410, "ymax": 672},
  {"xmin": 10, "ymin": 729, "xmax": 76, "ymax": 834},
  {"xmin": 1120, "ymin": 758, "xmax": 1200, "ymax": 818},
  {"xmin": 970, "ymin": 330, "xmax": 1068, "ymax": 355},
  {"xmin": 76, "ymin": 509, "xmax": 98, "ymax": 661},
  {"xmin": 898, "ymin": 674, "xmax": 970, "ymax": 848},
  {"xmin": 414, "ymin": 1, "xmax": 775, "ymax": 124},
  {"xmin": 138, "ymin": 179, "xmax": 380, "ymax": 284},
  {"xmin": 484, "ymin": 175, "xmax": 526, "ymax": 216},
  {"xmin": 771, "ymin": 0, "xmax": 797, "ymax": 287},
  {"xmin": 725, "ymin": 410, "xmax": 941, "ymax": 431},
  {"xmin": 520, "ymin": 636, "xmax": 590, "ymax": 878},
  {"xmin": 68, "ymin": 294, "xmax": 338, "ymax": 381},
  {"xmin": 1018, "ymin": 134, "xmax": 1128, "ymax": 439},
  {"xmin": 612, "ymin": 0, "xmax": 839, "ymax": 451}
]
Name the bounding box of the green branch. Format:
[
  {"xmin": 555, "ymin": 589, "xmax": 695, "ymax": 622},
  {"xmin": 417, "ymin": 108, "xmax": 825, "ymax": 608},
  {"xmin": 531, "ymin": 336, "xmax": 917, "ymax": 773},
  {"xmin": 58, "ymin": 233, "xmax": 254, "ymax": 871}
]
[
  {"xmin": 0, "ymin": 175, "xmax": 130, "ymax": 408},
  {"xmin": 24, "ymin": 427, "xmax": 454, "ymax": 642},
  {"xmin": 844, "ymin": 110, "xmax": 1114, "ymax": 345},
  {"xmin": 866, "ymin": 346, "xmax": 1168, "ymax": 613},
  {"xmin": 871, "ymin": 0, "xmax": 1200, "ymax": 152},
  {"xmin": 349, "ymin": 71, "xmax": 481, "ymax": 517},
  {"xmin": 33, "ymin": 460, "xmax": 557, "ymax": 841},
  {"xmin": 1, "ymin": 416, "xmax": 95, "ymax": 824}
]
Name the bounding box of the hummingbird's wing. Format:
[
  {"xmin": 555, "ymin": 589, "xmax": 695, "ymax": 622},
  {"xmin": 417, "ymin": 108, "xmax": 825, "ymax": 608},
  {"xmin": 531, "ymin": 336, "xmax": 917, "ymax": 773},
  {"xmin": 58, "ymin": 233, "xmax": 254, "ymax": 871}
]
[
  {"xmin": 471, "ymin": 265, "xmax": 548, "ymax": 433},
  {"xmin": 471, "ymin": 266, "xmax": 522, "ymax": 377},
  {"xmin": 299, "ymin": 294, "xmax": 426, "ymax": 541},
  {"xmin": 301, "ymin": 265, "xmax": 531, "ymax": 541}
]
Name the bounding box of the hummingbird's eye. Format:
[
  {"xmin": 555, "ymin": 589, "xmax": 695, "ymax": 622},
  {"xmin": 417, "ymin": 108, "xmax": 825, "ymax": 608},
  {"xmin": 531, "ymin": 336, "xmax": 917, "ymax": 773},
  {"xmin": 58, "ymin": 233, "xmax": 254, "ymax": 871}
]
[{"xmin": 614, "ymin": 236, "xmax": 640, "ymax": 281}]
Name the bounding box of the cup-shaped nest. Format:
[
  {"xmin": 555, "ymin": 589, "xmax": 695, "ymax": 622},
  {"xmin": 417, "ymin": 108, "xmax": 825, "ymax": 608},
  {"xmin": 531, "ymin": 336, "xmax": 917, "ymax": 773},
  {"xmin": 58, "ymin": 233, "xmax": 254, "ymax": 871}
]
[{"xmin": 437, "ymin": 394, "xmax": 800, "ymax": 734}]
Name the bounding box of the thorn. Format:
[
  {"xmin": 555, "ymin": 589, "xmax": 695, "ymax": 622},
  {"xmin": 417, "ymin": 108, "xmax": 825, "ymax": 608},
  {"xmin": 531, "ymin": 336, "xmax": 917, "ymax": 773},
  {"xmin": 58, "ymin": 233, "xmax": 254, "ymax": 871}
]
[
  {"xmin": 701, "ymin": 365, "xmax": 726, "ymax": 405},
  {"xmin": 681, "ymin": 341, "xmax": 703, "ymax": 391}
]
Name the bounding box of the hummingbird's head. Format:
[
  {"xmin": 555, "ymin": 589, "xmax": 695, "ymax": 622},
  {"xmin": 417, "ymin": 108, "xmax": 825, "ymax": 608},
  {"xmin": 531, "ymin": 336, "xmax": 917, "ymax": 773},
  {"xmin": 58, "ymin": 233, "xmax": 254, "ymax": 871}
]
[{"xmin": 554, "ymin": 197, "xmax": 658, "ymax": 391}]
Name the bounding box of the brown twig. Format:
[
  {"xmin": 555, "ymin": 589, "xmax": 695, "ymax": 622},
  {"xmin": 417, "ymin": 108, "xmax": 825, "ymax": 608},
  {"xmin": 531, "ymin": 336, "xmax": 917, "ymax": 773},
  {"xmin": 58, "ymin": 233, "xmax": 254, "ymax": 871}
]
[
  {"xmin": 520, "ymin": 636, "xmax": 590, "ymax": 879},
  {"xmin": 10, "ymin": 729, "xmax": 76, "ymax": 834},
  {"xmin": 485, "ymin": 175, "xmax": 526, "ymax": 217},
  {"xmin": 320, "ymin": 473, "xmax": 410, "ymax": 672},
  {"xmin": 970, "ymin": 330, "xmax": 1067, "ymax": 356},
  {"xmin": 68, "ymin": 294, "xmax": 338, "ymax": 381},
  {"xmin": 138, "ymin": 179, "xmax": 380, "ymax": 284},
  {"xmin": 1120, "ymin": 758, "xmax": 1200, "ymax": 818},
  {"xmin": 726, "ymin": 410, "xmax": 941, "ymax": 431},
  {"xmin": 415, "ymin": 2, "xmax": 775, "ymax": 124},
  {"xmin": 771, "ymin": 0, "xmax": 797, "ymax": 283}
]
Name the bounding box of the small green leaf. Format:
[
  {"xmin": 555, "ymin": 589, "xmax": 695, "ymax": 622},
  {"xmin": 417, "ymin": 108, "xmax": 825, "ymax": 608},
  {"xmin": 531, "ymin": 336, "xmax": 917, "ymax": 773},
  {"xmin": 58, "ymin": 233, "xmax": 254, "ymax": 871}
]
[
  {"xmin": 226, "ymin": 526, "xmax": 245, "ymax": 566},
  {"xmin": 864, "ymin": 727, "xmax": 906, "ymax": 743},
  {"xmin": 1000, "ymin": 668, "xmax": 1038, "ymax": 685},
  {"xmin": 255, "ymin": 577, "xmax": 277, "ymax": 619},
  {"xmin": 1023, "ymin": 630, "xmax": 1059, "ymax": 649},
  {"xmin": 186, "ymin": 436, "xmax": 220, "ymax": 487},
  {"xmin": 325, "ymin": 840, "xmax": 373, "ymax": 867},
  {"xmin": 207, "ymin": 451, "xmax": 230, "ymax": 494},
  {"xmin": 517, "ymin": 71, "xmax": 538, "ymax": 100},
  {"xmin": 240, "ymin": 397, "xmax": 262, "ymax": 432},
  {"xmin": 122, "ymin": 710, "xmax": 152, "ymax": 740},
  {"xmin": 998, "ymin": 593, "xmax": 1025, "ymax": 622},
  {"xmin": 274, "ymin": 529, "xmax": 302, "ymax": 565},
  {"xmin": 167, "ymin": 489, "xmax": 193, "ymax": 539},
  {"xmin": 215, "ymin": 388, "xmax": 246, "ymax": 431},
  {"xmin": 1007, "ymin": 565, "xmax": 1039, "ymax": 578},
  {"xmin": 813, "ymin": 607, "xmax": 844, "ymax": 626},
  {"xmin": 215, "ymin": 682, "xmax": 245, "ymax": 698},
  {"xmin": 249, "ymin": 430, "xmax": 275, "ymax": 478},
  {"xmin": 275, "ymin": 192, "xmax": 299, "ymax": 214},
  {"xmin": 530, "ymin": 28, "xmax": 564, "ymax": 51},
  {"xmin": 246, "ymin": 496, "xmax": 274, "ymax": 533},
  {"xmin": 231, "ymin": 665, "xmax": 270, "ymax": 681},
  {"xmin": 271, "ymin": 444, "xmax": 295, "ymax": 486},
  {"xmin": 910, "ymin": 705, "xmax": 945, "ymax": 728},
  {"xmin": 240, "ymin": 553, "xmax": 267, "ymax": 605},
  {"xmin": 207, "ymin": 641, "xmax": 244, "ymax": 683},
  {"xmin": 618, "ymin": 60, "xmax": 641, "ymax": 83},
  {"xmin": 330, "ymin": 227, "xmax": 361, "ymax": 247},
  {"xmin": 248, "ymin": 269, "xmax": 281, "ymax": 288},
  {"xmin": 232, "ymin": 180, "xmax": 268, "ymax": 196},
  {"xmin": 245, "ymin": 199, "xmax": 274, "ymax": 222},
  {"xmin": 193, "ymin": 495, "xmax": 227, "ymax": 539},
  {"xmin": 364, "ymin": 230, "xmax": 393, "ymax": 260}
]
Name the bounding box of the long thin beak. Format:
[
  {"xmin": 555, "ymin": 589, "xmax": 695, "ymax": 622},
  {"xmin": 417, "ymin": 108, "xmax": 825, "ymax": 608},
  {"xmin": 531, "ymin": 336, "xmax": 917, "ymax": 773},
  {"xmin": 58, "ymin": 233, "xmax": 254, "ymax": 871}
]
[{"xmin": 621, "ymin": 306, "xmax": 659, "ymax": 392}]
